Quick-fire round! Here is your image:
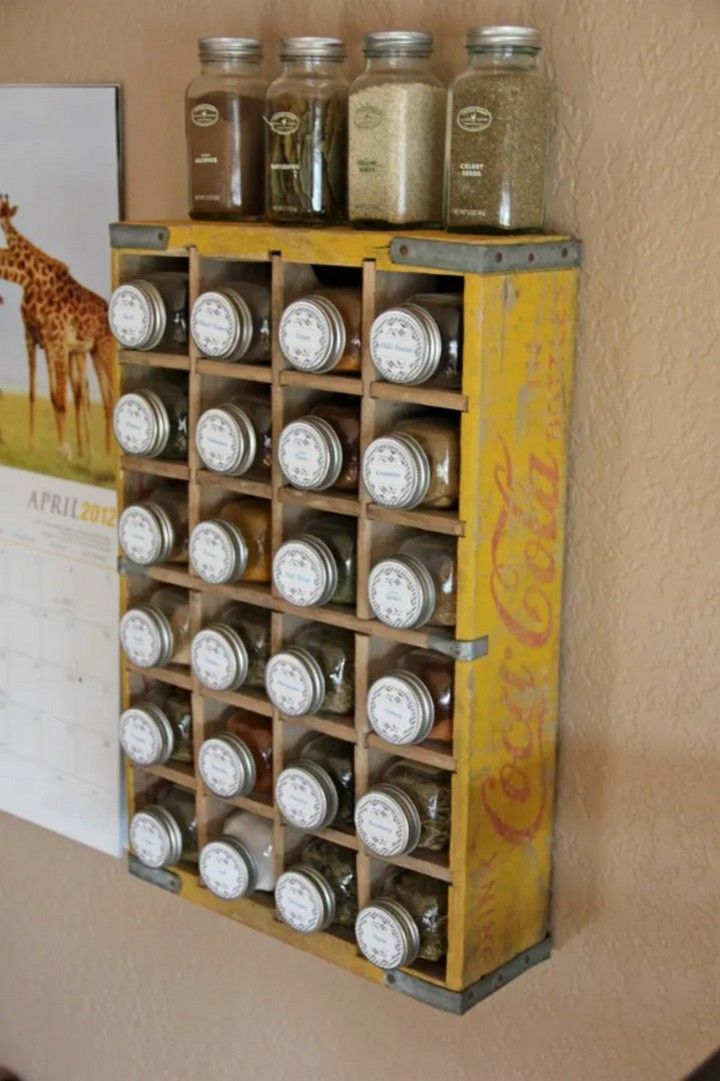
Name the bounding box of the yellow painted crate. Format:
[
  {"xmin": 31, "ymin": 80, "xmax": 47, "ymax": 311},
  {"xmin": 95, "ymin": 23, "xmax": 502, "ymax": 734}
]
[{"xmin": 113, "ymin": 222, "xmax": 579, "ymax": 1014}]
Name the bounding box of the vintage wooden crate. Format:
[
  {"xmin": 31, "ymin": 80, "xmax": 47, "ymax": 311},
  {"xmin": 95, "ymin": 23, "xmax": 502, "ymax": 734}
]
[{"xmin": 112, "ymin": 222, "xmax": 579, "ymax": 1013}]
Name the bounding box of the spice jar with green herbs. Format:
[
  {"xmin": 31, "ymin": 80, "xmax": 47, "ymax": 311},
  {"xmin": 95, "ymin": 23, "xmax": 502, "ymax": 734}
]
[
  {"xmin": 119, "ymin": 685, "xmax": 193, "ymax": 767},
  {"xmin": 195, "ymin": 391, "xmax": 271, "ymax": 476},
  {"xmin": 120, "ymin": 586, "xmax": 191, "ymax": 669},
  {"xmin": 265, "ymin": 37, "xmax": 348, "ymax": 224},
  {"xmin": 355, "ymin": 759, "xmax": 452, "ymax": 857},
  {"xmin": 265, "ymin": 624, "xmax": 355, "ymax": 717},
  {"xmin": 356, "ymin": 869, "xmax": 448, "ymax": 968},
  {"xmin": 275, "ymin": 733, "xmax": 355, "ymax": 831},
  {"xmin": 348, "ymin": 31, "xmax": 446, "ymax": 227},
  {"xmin": 191, "ymin": 603, "xmax": 270, "ymax": 692},
  {"xmin": 275, "ymin": 838, "xmax": 358, "ymax": 933},
  {"xmin": 109, "ymin": 272, "xmax": 189, "ymax": 353},
  {"xmin": 129, "ymin": 783, "xmax": 198, "ymax": 869},
  {"xmin": 445, "ymin": 26, "xmax": 551, "ymax": 231},
  {"xmin": 272, "ymin": 513, "xmax": 357, "ymax": 609},
  {"xmin": 113, "ymin": 377, "xmax": 188, "ymax": 460},
  {"xmin": 118, "ymin": 488, "xmax": 188, "ymax": 567}
]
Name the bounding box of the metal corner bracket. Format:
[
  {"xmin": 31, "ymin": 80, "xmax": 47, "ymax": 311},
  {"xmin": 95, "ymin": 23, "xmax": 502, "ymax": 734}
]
[
  {"xmin": 110, "ymin": 222, "xmax": 170, "ymax": 250},
  {"xmin": 389, "ymin": 236, "xmax": 582, "ymax": 275},
  {"xmin": 427, "ymin": 633, "xmax": 488, "ymax": 661},
  {"xmin": 128, "ymin": 854, "xmax": 182, "ymax": 894},
  {"xmin": 384, "ymin": 936, "xmax": 551, "ymax": 1014}
]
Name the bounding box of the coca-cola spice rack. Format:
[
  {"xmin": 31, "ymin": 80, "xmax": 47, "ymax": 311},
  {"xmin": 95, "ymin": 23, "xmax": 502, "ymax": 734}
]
[{"xmin": 112, "ymin": 221, "xmax": 579, "ymax": 1014}]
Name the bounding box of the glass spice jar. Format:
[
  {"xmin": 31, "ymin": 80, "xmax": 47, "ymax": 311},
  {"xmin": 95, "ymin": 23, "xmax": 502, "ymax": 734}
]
[
  {"xmin": 279, "ymin": 400, "xmax": 360, "ymax": 492},
  {"xmin": 198, "ymin": 710, "xmax": 273, "ymax": 798},
  {"xmin": 113, "ymin": 378, "xmax": 189, "ymax": 460},
  {"xmin": 189, "ymin": 498, "xmax": 272, "ymax": 586},
  {"xmin": 362, "ymin": 414, "xmax": 459, "ymax": 509},
  {"xmin": 118, "ymin": 489, "xmax": 188, "ymax": 567},
  {"xmin": 120, "ymin": 586, "xmax": 191, "ymax": 669},
  {"xmin": 266, "ymin": 37, "xmax": 348, "ymax": 224},
  {"xmin": 445, "ymin": 26, "xmax": 552, "ymax": 232},
  {"xmin": 279, "ymin": 288, "xmax": 362, "ymax": 374},
  {"xmin": 195, "ymin": 391, "xmax": 271, "ymax": 476},
  {"xmin": 109, "ymin": 272, "xmax": 189, "ymax": 353},
  {"xmin": 348, "ymin": 32, "xmax": 446, "ymax": 228},
  {"xmin": 368, "ymin": 533, "xmax": 457, "ymax": 630},
  {"xmin": 199, "ymin": 810, "xmax": 276, "ymax": 900},
  {"xmin": 186, "ymin": 37, "xmax": 267, "ymax": 221},
  {"xmin": 355, "ymin": 759, "xmax": 452, "ymax": 857},
  {"xmin": 275, "ymin": 837, "xmax": 358, "ymax": 934},
  {"xmin": 191, "ymin": 603, "xmax": 270, "ymax": 692},
  {"xmin": 129, "ymin": 783, "xmax": 198, "ymax": 869},
  {"xmin": 119, "ymin": 685, "xmax": 193, "ymax": 767},
  {"xmin": 272, "ymin": 513, "xmax": 357, "ymax": 609},
  {"xmin": 265, "ymin": 624, "xmax": 354, "ymax": 717},
  {"xmin": 190, "ymin": 280, "xmax": 270, "ymax": 361},
  {"xmin": 367, "ymin": 648, "xmax": 454, "ymax": 745},
  {"xmin": 355, "ymin": 869, "xmax": 448, "ymax": 968},
  {"xmin": 370, "ymin": 294, "xmax": 463, "ymax": 387},
  {"xmin": 275, "ymin": 732, "xmax": 354, "ymax": 831}
]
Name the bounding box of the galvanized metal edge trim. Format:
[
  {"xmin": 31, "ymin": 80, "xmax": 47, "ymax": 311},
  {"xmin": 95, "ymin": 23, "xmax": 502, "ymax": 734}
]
[
  {"xmin": 389, "ymin": 237, "xmax": 582, "ymax": 275},
  {"xmin": 384, "ymin": 936, "xmax": 552, "ymax": 1014},
  {"xmin": 110, "ymin": 223, "xmax": 170, "ymax": 250},
  {"xmin": 128, "ymin": 854, "xmax": 182, "ymax": 894}
]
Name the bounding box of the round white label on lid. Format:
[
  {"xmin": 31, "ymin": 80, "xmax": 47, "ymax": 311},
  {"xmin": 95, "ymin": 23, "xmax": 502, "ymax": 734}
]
[
  {"xmin": 191, "ymin": 293, "xmax": 238, "ymax": 357},
  {"xmin": 113, "ymin": 395, "xmax": 157, "ymax": 456},
  {"xmin": 196, "ymin": 408, "xmax": 243, "ymax": 473},
  {"xmin": 189, "ymin": 521, "xmax": 237, "ymax": 584},
  {"xmin": 279, "ymin": 302, "xmax": 332, "ymax": 371},
  {"xmin": 371, "ymin": 310, "xmax": 426, "ymax": 383},
  {"xmin": 362, "ymin": 438, "xmax": 419, "ymax": 507},
  {"xmin": 355, "ymin": 905, "xmax": 408, "ymax": 970},
  {"xmin": 265, "ymin": 653, "xmax": 318, "ymax": 716},
  {"xmin": 109, "ymin": 285, "xmax": 152, "ymax": 349},
  {"xmin": 275, "ymin": 871, "xmax": 325, "ymax": 933},
  {"xmin": 119, "ymin": 708, "xmax": 163, "ymax": 765},
  {"xmin": 355, "ymin": 789, "xmax": 412, "ymax": 857},
  {"xmin": 198, "ymin": 738, "xmax": 245, "ymax": 798},
  {"xmin": 275, "ymin": 767, "xmax": 328, "ymax": 830},
  {"xmin": 367, "ymin": 676, "xmax": 427, "ymax": 745},
  {"xmin": 191, "ymin": 629, "xmax": 241, "ymax": 691},
  {"xmin": 118, "ymin": 505, "xmax": 162, "ymax": 565},
  {"xmin": 278, "ymin": 422, "xmax": 333, "ymax": 490},
  {"xmin": 129, "ymin": 812, "xmax": 172, "ymax": 869},
  {"xmin": 119, "ymin": 609, "xmax": 164, "ymax": 668},
  {"xmin": 273, "ymin": 541, "xmax": 327, "ymax": 607},
  {"xmin": 368, "ymin": 560, "xmax": 425, "ymax": 629},
  {"xmin": 199, "ymin": 841, "xmax": 251, "ymax": 900}
]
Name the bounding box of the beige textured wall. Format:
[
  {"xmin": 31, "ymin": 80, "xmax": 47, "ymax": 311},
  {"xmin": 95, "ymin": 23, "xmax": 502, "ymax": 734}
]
[{"xmin": 1, "ymin": 1, "xmax": 718, "ymax": 1079}]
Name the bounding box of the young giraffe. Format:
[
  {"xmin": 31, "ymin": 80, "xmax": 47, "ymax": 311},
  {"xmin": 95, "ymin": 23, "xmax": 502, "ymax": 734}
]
[{"xmin": 0, "ymin": 196, "xmax": 114, "ymax": 459}]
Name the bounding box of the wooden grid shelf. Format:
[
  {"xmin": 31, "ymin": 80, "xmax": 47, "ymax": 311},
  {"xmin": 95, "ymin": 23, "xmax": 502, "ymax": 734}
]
[{"xmin": 115, "ymin": 220, "xmax": 579, "ymax": 1012}]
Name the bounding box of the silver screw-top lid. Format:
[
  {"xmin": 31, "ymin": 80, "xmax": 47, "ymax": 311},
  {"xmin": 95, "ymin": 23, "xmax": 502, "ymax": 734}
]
[
  {"xmin": 113, "ymin": 390, "xmax": 171, "ymax": 458},
  {"xmin": 370, "ymin": 304, "xmax": 442, "ymax": 385},
  {"xmin": 195, "ymin": 403, "xmax": 258, "ymax": 475},
  {"xmin": 275, "ymin": 866, "xmax": 337, "ymax": 933},
  {"xmin": 198, "ymin": 733, "xmax": 257, "ymax": 799},
  {"xmin": 363, "ymin": 30, "xmax": 433, "ymax": 57},
  {"xmin": 467, "ymin": 25, "xmax": 542, "ymax": 50},
  {"xmin": 120, "ymin": 604, "xmax": 174, "ymax": 669},
  {"xmin": 275, "ymin": 759, "xmax": 339, "ymax": 830},
  {"xmin": 279, "ymin": 37, "xmax": 346, "ymax": 61},
  {"xmin": 278, "ymin": 416, "xmax": 344, "ymax": 491},
  {"xmin": 199, "ymin": 37, "xmax": 263, "ymax": 62},
  {"xmin": 272, "ymin": 535, "xmax": 338, "ymax": 608},
  {"xmin": 366, "ymin": 671, "xmax": 435, "ymax": 745},
  {"xmin": 355, "ymin": 782, "xmax": 423, "ymax": 857},
  {"xmin": 368, "ymin": 554, "xmax": 437, "ymax": 629},
  {"xmin": 279, "ymin": 296, "xmax": 347, "ymax": 373},
  {"xmin": 118, "ymin": 501, "xmax": 175, "ymax": 565},
  {"xmin": 119, "ymin": 703, "xmax": 175, "ymax": 766},
  {"xmin": 191, "ymin": 288, "xmax": 255, "ymax": 360},
  {"xmin": 191, "ymin": 624, "xmax": 250, "ymax": 691},
  {"xmin": 129, "ymin": 805, "xmax": 184, "ymax": 869},
  {"xmin": 189, "ymin": 519, "xmax": 248, "ymax": 584},
  {"xmin": 264, "ymin": 646, "xmax": 326, "ymax": 716},
  {"xmin": 108, "ymin": 280, "xmax": 167, "ymax": 351},
  {"xmin": 355, "ymin": 898, "xmax": 421, "ymax": 970},
  {"xmin": 361, "ymin": 433, "xmax": 431, "ymax": 509},
  {"xmin": 199, "ymin": 836, "xmax": 258, "ymax": 900}
]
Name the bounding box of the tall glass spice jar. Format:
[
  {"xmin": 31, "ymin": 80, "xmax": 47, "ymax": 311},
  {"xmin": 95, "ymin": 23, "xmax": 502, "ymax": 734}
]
[
  {"xmin": 355, "ymin": 759, "xmax": 452, "ymax": 857},
  {"xmin": 119, "ymin": 686, "xmax": 193, "ymax": 767},
  {"xmin": 265, "ymin": 37, "xmax": 348, "ymax": 224},
  {"xmin": 265, "ymin": 625, "xmax": 355, "ymax": 717},
  {"xmin": 199, "ymin": 810, "xmax": 276, "ymax": 900},
  {"xmin": 129, "ymin": 783, "xmax": 198, "ymax": 869},
  {"xmin": 355, "ymin": 869, "xmax": 448, "ymax": 968},
  {"xmin": 112, "ymin": 378, "xmax": 188, "ymax": 460},
  {"xmin": 120, "ymin": 587, "xmax": 190, "ymax": 669},
  {"xmin": 191, "ymin": 603, "xmax": 270, "ymax": 692},
  {"xmin": 190, "ymin": 280, "xmax": 270, "ymax": 361},
  {"xmin": 275, "ymin": 838, "xmax": 358, "ymax": 934},
  {"xmin": 275, "ymin": 733, "xmax": 354, "ymax": 831},
  {"xmin": 118, "ymin": 489, "xmax": 188, "ymax": 567},
  {"xmin": 367, "ymin": 648, "xmax": 454, "ymax": 745},
  {"xmin": 368, "ymin": 533, "xmax": 457, "ymax": 629},
  {"xmin": 279, "ymin": 401, "xmax": 359, "ymax": 492},
  {"xmin": 370, "ymin": 294, "xmax": 463, "ymax": 387},
  {"xmin": 272, "ymin": 514, "xmax": 357, "ymax": 609},
  {"xmin": 445, "ymin": 26, "xmax": 551, "ymax": 231},
  {"xmin": 279, "ymin": 289, "xmax": 362, "ymax": 374},
  {"xmin": 109, "ymin": 272, "xmax": 189, "ymax": 353},
  {"xmin": 348, "ymin": 32, "xmax": 446, "ymax": 227},
  {"xmin": 195, "ymin": 391, "xmax": 271, "ymax": 476},
  {"xmin": 362, "ymin": 415, "xmax": 459, "ymax": 510},
  {"xmin": 189, "ymin": 498, "xmax": 272, "ymax": 585},
  {"xmin": 186, "ymin": 38, "xmax": 267, "ymax": 220}
]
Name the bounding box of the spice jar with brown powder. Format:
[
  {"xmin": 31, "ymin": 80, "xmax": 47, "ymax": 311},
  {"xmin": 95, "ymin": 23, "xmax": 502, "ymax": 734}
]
[{"xmin": 186, "ymin": 38, "xmax": 267, "ymax": 220}]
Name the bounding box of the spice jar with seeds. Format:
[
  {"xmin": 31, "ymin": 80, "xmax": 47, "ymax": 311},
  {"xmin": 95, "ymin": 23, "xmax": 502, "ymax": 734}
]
[
  {"xmin": 198, "ymin": 711, "xmax": 272, "ymax": 798},
  {"xmin": 279, "ymin": 400, "xmax": 360, "ymax": 492},
  {"xmin": 119, "ymin": 685, "xmax": 193, "ymax": 767},
  {"xmin": 199, "ymin": 810, "xmax": 276, "ymax": 900},
  {"xmin": 367, "ymin": 648, "xmax": 454, "ymax": 745},
  {"xmin": 265, "ymin": 624, "xmax": 355, "ymax": 717},
  {"xmin": 186, "ymin": 37, "xmax": 267, "ymax": 221},
  {"xmin": 191, "ymin": 603, "xmax": 270, "ymax": 692},
  {"xmin": 276, "ymin": 838, "xmax": 358, "ymax": 934},
  {"xmin": 362, "ymin": 414, "xmax": 459, "ymax": 510},
  {"xmin": 348, "ymin": 32, "xmax": 446, "ymax": 227},
  {"xmin": 120, "ymin": 586, "xmax": 190, "ymax": 669},
  {"xmin": 129, "ymin": 783, "xmax": 198, "ymax": 869},
  {"xmin": 272, "ymin": 513, "xmax": 357, "ymax": 609},
  {"xmin": 370, "ymin": 294, "xmax": 463, "ymax": 387},
  {"xmin": 355, "ymin": 759, "xmax": 452, "ymax": 857},
  {"xmin": 265, "ymin": 37, "xmax": 348, "ymax": 224},
  {"xmin": 113, "ymin": 377, "xmax": 188, "ymax": 460},
  {"xmin": 118, "ymin": 488, "xmax": 188, "ymax": 567},
  {"xmin": 190, "ymin": 280, "xmax": 270, "ymax": 361},
  {"xmin": 195, "ymin": 391, "xmax": 271, "ymax": 476},
  {"xmin": 275, "ymin": 733, "xmax": 354, "ymax": 831},
  {"xmin": 189, "ymin": 498, "xmax": 272, "ymax": 585},
  {"xmin": 445, "ymin": 26, "xmax": 552, "ymax": 231},
  {"xmin": 356, "ymin": 869, "xmax": 448, "ymax": 968},
  {"xmin": 279, "ymin": 288, "xmax": 362, "ymax": 374},
  {"xmin": 109, "ymin": 272, "xmax": 189, "ymax": 353},
  {"xmin": 368, "ymin": 533, "xmax": 456, "ymax": 630}
]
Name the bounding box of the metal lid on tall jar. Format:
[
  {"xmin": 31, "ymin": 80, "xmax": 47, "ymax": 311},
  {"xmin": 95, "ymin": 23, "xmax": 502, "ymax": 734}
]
[
  {"xmin": 275, "ymin": 759, "xmax": 339, "ymax": 830},
  {"xmin": 361, "ymin": 433, "xmax": 430, "ymax": 508},
  {"xmin": 278, "ymin": 416, "xmax": 343, "ymax": 491},
  {"xmin": 275, "ymin": 866, "xmax": 336, "ymax": 933},
  {"xmin": 355, "ymin": 898, "xmax": 421, "ymax": 970},
  {"xmin": 368, "ymin": 554, "xmax": 437, "ymax": 629},
  {"xmin": 467, "ymin": 25, "xmax": 541, "ymax": 49},
  {"xmin": 119, "ymin": 703, "xmax": 175, "ymax": 766},
  {"xmin": 362, "ymin": 30, "xmax": 433, "ymax": 57},
  {"xmin": 129, "ymin": 805, "xmax": 184, "ymax": 869},
  {"xmin": 279, "ymin": 295, "xmax": 347, "ymax": 373},
  {"xmin": 264, "ymin": 646, "xmax": 326, "ymax": 716},
  {"xmin": 367, "ymin": 671, "xmax": 435, "ymax": 745},
  {"xmin": 119, "ymin": 604, "xmax": 174, "ymax": 668},
  {"xmin": 199, "ymin": 37, "xmax": 263, "ymax": 61},
  {"xmin": 370, "ymin": 303, "xmax": 442, "ymax": 385},
  {"xmin": 195, "ymin": 403, "xmax": 258, "ymax": 475},
  {"xmin": 355, "ymin": 782, "xmax": 422, "ymax": 857},
  {"xmin": 199, "ymin": 836, "xmax": 258, "ymax": 900},
  {"xmin": 279, "ymin": 37, "xmax": 346, "ymax": 61},
  {"xmin": 109, "ymin": 280, "xmax": 167, "ymax": 350},
  {"xmin": 113, "ymin": 390, "xmax": 171, "ymax": 457},
  {"xmin": 190, "ymin": 623, "xmax": 249, "ymax": 691},
  {"xmin": 190, "ymin": 288, "xmax": 255, "ymax": 360},
  {"xmin": 189, "ymin": 519, "xmax": 248, "ymax": 584},
  {"xmin": 118, "ymin": 501, "xmax": 175, "ymax": 565},
  {"xmin": 198, "ymin": 734, "xmax": 257, "ymax": 798},
  {"xmin": 272, "ymin": 535, "xmax": 338, "ymax": 608}
]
